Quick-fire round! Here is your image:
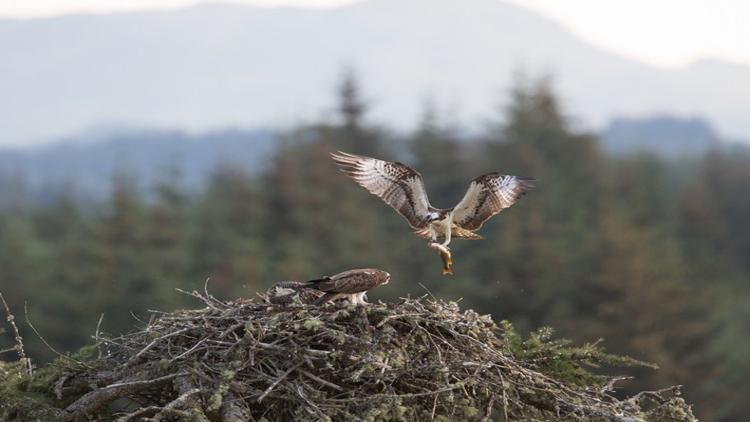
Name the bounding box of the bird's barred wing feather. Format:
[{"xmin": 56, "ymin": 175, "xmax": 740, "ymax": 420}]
[
  {"xmin": 331, "ymin": 151, "xmax": 432, "ymax": 229},
  {"xmin": 452, "ymin": 173, "xmax": 535, "ymax": 231},
  {"xmin": 314, "ymin": 269, "xmax": 381, "ymax": 294}
]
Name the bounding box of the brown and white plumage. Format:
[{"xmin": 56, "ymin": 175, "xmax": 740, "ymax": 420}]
[
  {"xmin": 332, "ymin": 151, "xmax": 432, "ymax": 230},
  {"xmin": 268, "ymin": 281, "xmax": 325, "ymax": 305},
  {"xmin": 452, "ymin": 173, "xmax": 536, "ymax": 231},
  {"xmin": 331, "ymin": 151, "xmax": 534, "ymax": 274},
  {"xmin": 307, "ymin": 268, "xmax": 390, "ymax": 305},
  {"xmin": 268, "ymin": 269, "xmax": 390, "ymax": 306}
]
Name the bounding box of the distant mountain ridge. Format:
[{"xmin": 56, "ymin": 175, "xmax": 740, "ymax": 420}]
[
  {"xmin": 0, "ymin": 115, "xmax": 735, "ymax": 206},
  {"xmin": 0, "ymin": 129, "xmax": 275, "ymax": 204},
  {"xmin": 602, "ymin": 116, "xmax": 719, "ymax": 157},
  {"xmin": 1, "ymin": 0, "xmax": 749, "ymax": 146}
]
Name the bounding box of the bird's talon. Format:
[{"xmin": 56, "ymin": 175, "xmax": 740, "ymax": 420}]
[{"xmin": 332, "ymin": 152, "xmax": 535, "ymax": 279}]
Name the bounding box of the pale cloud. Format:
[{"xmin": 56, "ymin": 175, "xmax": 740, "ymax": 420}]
[
  {"xmin": 510, "ymin": 0, "xmax": 750, "ymax": 67},
  {"xmin": 0, "ymin": 0, "xmax": 355, "ymax": 18},
  {"xmin": 0, "ymin": 0, "xmax": 747, "ymax": 67}
]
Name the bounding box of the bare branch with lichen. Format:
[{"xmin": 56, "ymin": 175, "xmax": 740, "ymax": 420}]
[{"xmin": 1, "ymin": 293, "xmax": 696, "ymax": 421}]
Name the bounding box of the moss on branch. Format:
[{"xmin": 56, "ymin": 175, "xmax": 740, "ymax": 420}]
[{"xmin": 1, "ymin": 293, "xmax": 695, "ymax": 421}]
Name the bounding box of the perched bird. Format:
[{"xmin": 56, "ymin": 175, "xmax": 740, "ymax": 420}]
[
  {"xmin": 307, "ymin": 268, "xmax": 390, "ymax": 305},
  {"xmin": 270, "ymin": 269, "xmax": 390, "ymax": 306},
  {"xmin": 331, "ymin": 151, "xmax": 534, "ymax": 275}
]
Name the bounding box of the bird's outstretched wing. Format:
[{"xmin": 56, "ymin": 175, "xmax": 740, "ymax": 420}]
[
  {"xmin": 331, "ymin": 151, "xmax": 432, "ymax": 229},
  {"xmin": 452, "ymin": 173, "xmax": 535, "ymax": 231}
]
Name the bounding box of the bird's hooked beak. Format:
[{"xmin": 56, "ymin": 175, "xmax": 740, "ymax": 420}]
[{"xmin": 383, "ymin": 273, "xmax": 391, "ymax": 284}]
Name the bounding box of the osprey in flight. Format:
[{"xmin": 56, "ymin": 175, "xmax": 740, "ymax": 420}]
[
  {"xmin": 331, "ymin": 151, "xmax": 534, "ymax": 275},
  {"xmin": 268, "ymin": 268, "xmax": 390, "ymax": 305}
]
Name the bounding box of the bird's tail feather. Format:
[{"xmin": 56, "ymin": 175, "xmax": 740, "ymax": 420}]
[
  {"xmin": 303, "ymin": 276, "xmax": 331, "ymax": 287},
  {"xmin": 453, "ymin": 227, "xmax": 483, "ymax": 240},
  {"xmin": 414, "ymin": 227, "xmax": 483, "ymax": 240},
  {"xmin": 273, "ymin": 280, "xmax": 306, "ymax": 289},
  {"xmin": 413, "ymin": 228, "xmax": 433, "ymax": 239}
]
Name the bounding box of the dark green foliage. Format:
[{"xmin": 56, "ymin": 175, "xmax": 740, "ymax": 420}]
[
  {"xmin": 0, "ymin": 296, "xmax": 695, "ymax": 421},
  {"xmin": 0, "ymin": 345, "xmax": 106, "ymax": 420},
  {"xmin": 0, "ymin": 78, "xmax": 747, "ymax": 419},
  {"xmin": 500, "ymin": 322, "xmax": 654, "ymax": 388}
]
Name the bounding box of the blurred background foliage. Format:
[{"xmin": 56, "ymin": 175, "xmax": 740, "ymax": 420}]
[{"xmin": 1, "ymin": 74, "xmax": 749, "ymax": 421}]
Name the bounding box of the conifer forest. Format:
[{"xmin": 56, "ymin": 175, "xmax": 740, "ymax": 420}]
[{"xmin": 1, "ymin": 77, "xmax": 749, "ymax": 420}]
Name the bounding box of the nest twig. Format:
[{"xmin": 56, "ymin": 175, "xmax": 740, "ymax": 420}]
[
  {"xmin": 3, "ymin": 292, "xmax": 695, "ymax": 421},
  {"xmin": 0, "ymin": 293, "xmax": 31, "ymax": 375}
]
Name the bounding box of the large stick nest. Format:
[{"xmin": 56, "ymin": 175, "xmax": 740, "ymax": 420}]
[{"xmin": 2, "ymin": 290, "xmax": 695, "ymax": 421}]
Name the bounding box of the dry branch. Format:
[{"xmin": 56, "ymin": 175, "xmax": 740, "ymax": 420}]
[{"xmin": 2, "ymin": 293, "xmax": 696, "ymax": 421}]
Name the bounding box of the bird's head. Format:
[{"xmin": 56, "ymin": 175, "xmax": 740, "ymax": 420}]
[
  {"xmin": 270, "ymin": 286, "xmax": 296, "ymax": 297},
  {"xmin": 366, "ymin": 269, "xmax": 390, "ymax": 285},
  {"xmin": 428, "ymin": 211, "xmax": 446, "ymax": 222},
  {"xmin": 269, "ymin": 280, "xmax": 307, "ymax": 299}
]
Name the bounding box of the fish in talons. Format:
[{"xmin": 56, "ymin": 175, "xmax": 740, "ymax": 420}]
[
  {"xmin": 429, "ymin": 242, "xmax": 453, "ymax": 275},
  {"xmin": 331, "ymin": 151, "xmax": 534, "ymax": 277}
]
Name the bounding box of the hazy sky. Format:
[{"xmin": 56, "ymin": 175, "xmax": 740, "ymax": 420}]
[{"xmin": 0, "ymin": 0, "xmax": 748, "ymax": 67}]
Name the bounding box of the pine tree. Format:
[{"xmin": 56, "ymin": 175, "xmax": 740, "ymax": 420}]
[
  {"xmin": 459, "ymin": 80, "xmax": 605, "ymax": 331},
  {"xmin": 90, "ymin": 173, "xmax": 164, "ymax": 336},
  {"xmin": 0, "ymin": 215, "xmax": 52, "ymax": 360},
  {"xmin": 331, "ymin": 67, "xmax": 384, "ymax": 156},
  {"xmin": 27, "ymin": 195, "xmax": 100, "ymax": 359},
  {"xmin": 147, "ymin": 167, "xmax": 191, "ymax": 306},
  {"xmin": 192, "ymin": 165, "xmax": 267, "ymax": 298}
]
